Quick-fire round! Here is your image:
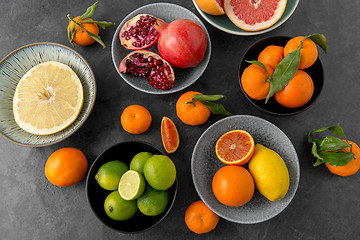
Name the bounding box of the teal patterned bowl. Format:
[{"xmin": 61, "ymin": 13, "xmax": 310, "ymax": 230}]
[{"xmin": 0, "ymin": 42, "xmax": 96, "ymax": 147}]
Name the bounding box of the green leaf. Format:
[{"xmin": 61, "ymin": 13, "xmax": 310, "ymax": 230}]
[
  {"xmin": 311, "ymin": 142, "xmax": 323, "ymax": 160},
  {"xmin": 306, "ymin": 33, "xmax": 327, "ymax": 53},
  {"xmin": 265, "ymin": 42, "xmax": 301, "ymax": 103},
  {"xmin": 85, "ymin": 29, "xmax": 106, "ymax": 48},
  {"xmin": 69, "ymin": 24, "xmax": 76, "ymax": 47},
  {"xmin": 67, "ymin": 26, "xmax": 74, "ymax": 47},
  {"xmin": 79, "ymin": 2, "xmax": 98, "ymax": 20},
  {"xmin": 245, "ymin": 60, "xmax": 271, "ymax": 81},
  {"xmin": 82, "ymin": 20, "xmax": 115, "ymax": 29},
  {"xmin": 308, "ymin": 125, "xmax": 347, "ymax": 143},
  {"xmin": 199, "ymin": 100, "xmax": 232, "ymax": 116},
  {"xmin": 314, "ymin": 136, "xmax": 351, "ymax": 151},
  {"xmin": 313, "ymin": 159, "xmax": 324, "ymax": 167},
  {"xmin": 192, "ymin": 94, "xmax": 226, "ymax": 102},
  {"xmin": 317, "ymin": 151, "xmax": 355, "ymax": 167}
]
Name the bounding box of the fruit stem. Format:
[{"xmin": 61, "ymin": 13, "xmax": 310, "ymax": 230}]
[
  {"xmin": 185, "ymin": 100, "xmax": 196, "ymax": 107},
  {"xmin": 67, "ymin": 14, "xmax": 85, "ymax": 31}
]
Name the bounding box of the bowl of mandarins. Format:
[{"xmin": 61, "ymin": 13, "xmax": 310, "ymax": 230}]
[{"xmin": 239, "ymin": 35, "xmax": 325, "ymax": 116}]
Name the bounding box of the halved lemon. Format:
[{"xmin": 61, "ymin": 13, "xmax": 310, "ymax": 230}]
[
  {"xmin": 215, "ymin": 129, "xmax": 255, "ymax": 165},
  {"xmin": 13, "ymin": 61, "xmax": 84, "ymax": 135}
]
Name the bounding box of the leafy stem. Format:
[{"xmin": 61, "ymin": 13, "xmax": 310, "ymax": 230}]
[{"xmin": 186, "ymin": 94, "xmax": 232, "ymax": 116}]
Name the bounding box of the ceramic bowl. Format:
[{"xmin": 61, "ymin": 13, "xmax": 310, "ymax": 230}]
[
  {"xmin": 192, "ymin": 0, "xmax": 299, "ymax": 36},
  {"xmin": 191, "ymin": 115, "xmax": 300, "ymax": 224},
  {"xmin": 0, "ymin": 42, "xmax": 96, "ymax": 147},
  {"xmin": 239, "ymin": 36, "xmax": 324, "ymax": 116},
  {"xmin": 86, "ymin": 141, "xmax": 177, "ymax": 233},
  {"xmin": 111, "ymin": 3, "xmax": 211, "ymax": 94}
]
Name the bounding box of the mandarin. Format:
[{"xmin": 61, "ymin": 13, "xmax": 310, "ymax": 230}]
[
  {"xmin": 284, "ymin": 36, "xmax": 318, "ymax": 69},
  {"xmin": 185, "ymin": 200, "xmax": 219, "ymax": 234},
  {"xmin": 68, "ymin": 16, "xmax": 99, "ymax": 46},
  {"xmin": 258, "ymin": 45, "xmax": 284, "ymax": 70},
  {"xmin": 121, "ymin": 105, "xmax": 152, "ymax": 134},
  {"xmin": 194, "ymin": 0, "xmax": 225, "ymax": 15}
]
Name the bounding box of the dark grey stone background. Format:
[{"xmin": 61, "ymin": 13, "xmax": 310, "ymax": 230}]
[{"xmin": 1, "ymin": 0, "xmax": 359, "ymax": 239}]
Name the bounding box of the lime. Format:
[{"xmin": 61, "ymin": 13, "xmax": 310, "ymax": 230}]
[
  {"xmin": 118, "ymin": 170, "xmax": 146, "ymax": 200},
  {"xmin": 129, "ymin": 152, "xmax": 153, "ymax": 175},
  {"xmin": 144, "ymin": 155, "xmax": 176, "ymax": 190},
  {"xmin": 95, "ymin": 160, "xmax": 128, "ymax": 190},
  {"xmin": 137, "ymin": 185, "xmax": 169, "ymax": 216},
  {"xmin": 104, "ymin": 191, "xmax": 137, "ymax": 221}
]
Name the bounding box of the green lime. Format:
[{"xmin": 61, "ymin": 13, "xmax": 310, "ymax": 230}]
[
  {"xmin": 144, "ymin": 155, "xmax": 176, "ymax": 190},
  {"xmin": 118, "ymin": 170, "xmax": 146, "ymax": 200},
  {"xmin": 104, "ymin": 191, "xmax": 137, "ymax": 221},
  {"xmin": 95, "ymin": 160, "xmax": 128, "ymax": 190},
  {"xmin": 129, "ymin": 152, "xmax": 153, "ymax": 175},
  {"xmin": 137, "ymin": 185, "xmax": 169, "ymax": 216}
]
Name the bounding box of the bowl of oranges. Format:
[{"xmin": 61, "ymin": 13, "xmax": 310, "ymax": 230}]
[
  {"xmin": 191, "ymin": 115, "xmax": 300, "ymax": 224},
  {"xmin": 239, "ymin": 36, "xmax": 325, "ymax": 115}
]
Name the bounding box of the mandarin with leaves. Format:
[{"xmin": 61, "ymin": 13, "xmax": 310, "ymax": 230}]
[
  {"xmin": 68, "ymin": 16, "xmax": 99, "ymax": 46},
  {"xmin": 284, "ymin": 36, "xmax": 318, "ymax": 69}
]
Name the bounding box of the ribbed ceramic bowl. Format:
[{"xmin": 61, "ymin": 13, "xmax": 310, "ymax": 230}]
[
  {"xmin": 0, "ymin": 42, "xmax": 96, "ymax": 147},
  {"xmin": 192, "ymin": 0, "xmax": 299, "ymax": 36},
  {"xmin": 111, "ymin": 3, "xmax": 211, "ymax": 94},
  {"xmin": 86, "ymin": 141, "xmax": 177, "ymax": 233},
  {"xmin": 191, "ymin": 115, "xmax": 300, "ymax": 224}
]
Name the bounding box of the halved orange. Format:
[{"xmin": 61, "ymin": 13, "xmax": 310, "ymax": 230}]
[
  {"xmin": 161, "ymin": 116, "xmax": 180, "ymax": 153},
  {"xmin": 215, "ymin": 130, "xmax": 255, "ymax": 165}
]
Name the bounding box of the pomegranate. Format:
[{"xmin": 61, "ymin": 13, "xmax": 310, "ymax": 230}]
[
  {"xmin": 119, "ymin": 14, "xmax": 164, "ymax": 50},
  {"xmin": 155, "ymin": 19, "xmax": 207, "ymax": 68},
  {"xmin": 119, "ymin": 50, "xmax": 175, "ymax": 90}
]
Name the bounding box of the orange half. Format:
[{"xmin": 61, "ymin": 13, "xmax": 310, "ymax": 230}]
[{"xmin": 215, "ymin": 130, "xmax": 255, "ymax": 165}]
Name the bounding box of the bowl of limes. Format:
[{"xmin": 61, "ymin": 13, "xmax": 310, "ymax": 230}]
[{"xmin": 86, "ymin": 141, "xmax": 177, "ymax": 233}]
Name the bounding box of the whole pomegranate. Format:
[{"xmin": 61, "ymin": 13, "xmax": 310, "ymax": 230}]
[{"xmin": 155, "ymin": 19, "xmax": 207, "ymax": 68}]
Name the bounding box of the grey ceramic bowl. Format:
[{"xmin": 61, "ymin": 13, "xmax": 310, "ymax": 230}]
[
  {"xmin": 111, "ymin": 3, "xmax": 211, "ymax": 94},
  {"xmin": 0, "ymin": 42, "xmax": 96, "ymax": 147},
  {"xmin": 192, "ymin": 0, "xmax": 299, "ymax": 36},
  {"xmin": 191, "ymin": 115, "xmax": 300, "ymax": 224}
]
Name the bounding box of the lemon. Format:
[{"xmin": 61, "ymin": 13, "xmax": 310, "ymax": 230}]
[
  {"xmin": 248, "ymin": 144, "xmax": 290, "ymax": 201},
  {"xmin": 13, "ymin": 61, "xmax": 83, "ymax": 135},
  {"xmin": 118, "ymin": 170, "xmax": 146, "ymax": 200}
]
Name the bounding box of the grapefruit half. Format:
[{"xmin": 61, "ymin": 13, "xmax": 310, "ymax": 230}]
[{"xmin": 224, "ymin": 0, "xmax": 287, "ymax": 31}]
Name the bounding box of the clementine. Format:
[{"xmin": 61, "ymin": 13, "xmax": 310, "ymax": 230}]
[
  {"xmin": 258, "ymin": 45, "xmax": 284, "ymax": 70},
  {"xmin": 185, "ymin": 200, "xmax": 219, "ymax": 234},
  {"xmin": 121, "ymin": 105, "xmax": 152, "ymax": 134},
  {"xmin": 284, "ymin": 36, "xmax": 318, "ymax": 69},
  {"xmin": 68, "ymin": 16, "xmax": 99, "ymax": 46}
]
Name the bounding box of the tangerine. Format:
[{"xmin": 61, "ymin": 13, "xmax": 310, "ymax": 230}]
[
  {"xmin": 194, "ymin": 0, "xmax": 225, "ymax": 15},
  {"xmin": 258, "ymin": 45, "xmax": 284, "ymax": 70},
  {"xmin": 185, "ymin": 200, "xmax": 219, "ymax": 234},
  {"xmin": 215, "ymin": 129, "xmax": 255, "ymax": 165},
  {"xmin": 68, "ymin": 16, "xmax": 99, "ymax": 46},
  {"xmin": 212, "ymin": 166, "xmax": 255, "ymax": 207},
  {"xmin": 121, "ymin": 105, "xmax": 152, "ymax": 134},
  {"xmin": 176, "ymin": 91, "xmax": 211, "ymax": 126},
  {"xmin": 45, "ymin": 147, "xmax": 88, "ymax": 187},
  {"xmin": 326, "ymin": 140, "xmax": 360, "ymax": 177},
  {"xmin": 241, "ymin": 63, "xmax": 274, "ymax": 100},
  {"xmin": 284, "ymin": 36, "xmax": 318, "ymax": 69},
  {"xmin": 274, "ymin": 70, "xmax": 314, "ymax": 108}
]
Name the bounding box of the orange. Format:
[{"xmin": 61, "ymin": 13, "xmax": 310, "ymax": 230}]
[
  {"xmin": 274, "ymin": 70, "xmax": 314, "ymax": 108},
  {"xmin": 45, "ymin": 147, "xmax": 88, "ymax": 187},
  {"xmin": 68, "ymin": 16, "xmax": 99, "ymax": 46},
  {"xmin": 121, "ymin": 105, "xmax": 152, "ymax": 134},
  {"xmin": 185, "ymin": 200, "xmax": 219, "ymax": 234},
  {"xmin": 241, "ymin": 63, "xmax": 274, "ymax": 100},
  {"xmin": 258, "ymin": 45, "xmax": 284, "ymax": 70},
  {"xmin": 284, "ymin": 36, "xmax": 318, "ymax": 69},
  {"xmin": 212, "ymin": 166, "xmax": 255, "ymax": 207},
  {"xmin": 326, "ymin": 140, "xmax": 360, "ymax": 176},
  {"xmin": 161, "ymin": 116, "xmax": 180, "ymax": 153},
  {"xmin": 194, "ymin": 0, "xmax": 225, "ymax": 16},
  {"xmin": 215, "ymin": 129, "xmax": 255, "ymax": 165},
  {"xmin": 176, "ymin": 91, "xmax": 211, "ymax": 126}
]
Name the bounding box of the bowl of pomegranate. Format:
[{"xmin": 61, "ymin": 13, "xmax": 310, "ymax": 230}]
[
  {"xmin": 192, "ymin": 0, "xmax": 299, "ymax": 36},
  {"xmin": 111, "ymin": 3, "xmax": 211, "ymax": 94},
  {"xmin": 238, "ymin": 35, "xmax": 325, "ymax": 116}
]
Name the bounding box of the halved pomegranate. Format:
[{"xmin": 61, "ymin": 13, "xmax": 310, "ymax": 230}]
[
  {"xmin": 119, "ymin": 14, "xmax": 164, "ymax": 50},
  {"xmin": 119, "ymin": 50, "xmax": 175, "ymax": 90}
]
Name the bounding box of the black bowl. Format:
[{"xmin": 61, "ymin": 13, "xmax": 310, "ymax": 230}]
[
  {"xmin": 86, "ymin": 141, "xmax": 177, "ymax": 233},
  {"xmin": 239, "ymin": 36, "xmax": 324, "ymax": 116}
]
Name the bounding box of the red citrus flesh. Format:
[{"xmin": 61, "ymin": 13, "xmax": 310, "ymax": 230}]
[{"xmin": 161, "ymin": 116, "xmax": 180, "ymax": 153}]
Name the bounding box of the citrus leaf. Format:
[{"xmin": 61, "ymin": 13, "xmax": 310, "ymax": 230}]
[
  {"xmin": 306, "ymin": 33, "xmax": 327, "ymax": 53},
  {"xmin": 69, "ymin": 24, "xmax": 77, "ymax": 47},
  {"xmin": 313, "ymin": 159, "xmax": 324, "ymax": 167},
  {"xmin": 86, "ymin": 30, "xmax": 106, "ymax": 48},
  {"xmin": 311, "ymin": 142, "xmax": 323, "ymax": 160},
  {"xmin": 82, "ymin": 20, "xmax": 115, "ymax": 29},
  {"xmin": 198, "ymin": 100, "xmax": 232, "ymax": 116},
  {"xmin": 314, "ymin": 136, "xmax": 351, "ymax": 151},
  {"xmin": 79, "ymin": 2, "xmax": 98, "ymax": 20},
  {"xmin": 309, "ymin": 125, "xmax": 348, "ymax": 143},
  {"xmin": 265, "ymin": 42, "xmax": 301, "ymax": 103},
  {"xmin": 192, "ymin": 94, "xmax": 226, "ymax": 102},
  {"xmin": 245, "ymin": 60, "xmax": 272, "ymax": 82},
  {"xmin": 317, "ymin": 151, "xmax": 354, "ymax": 167},
  {"xmin": 67, "ymin": 27, "xmax": 75, "ymax": 47}
]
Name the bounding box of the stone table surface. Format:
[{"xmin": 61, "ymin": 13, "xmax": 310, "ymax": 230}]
[{"xmin": 1, "ymin": 0, "xmax": 360, "ymax": 239}]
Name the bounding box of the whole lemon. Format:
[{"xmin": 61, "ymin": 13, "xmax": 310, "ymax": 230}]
[{"xmin": 248, "ymin": 144, "xmax": 290, "ymax": 201}]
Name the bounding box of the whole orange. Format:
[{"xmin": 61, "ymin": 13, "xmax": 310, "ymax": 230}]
[
  {"xmin": 121, "ymin": 105, "xmax": 152, "ymax": 134},
  {"xmin": 274, "ymin": 70, "xmax": 314, "ymax": 108},
  {"xmin": 326, "ymin": 140, "xmax": 360, "ymax": 176},
  {"xmin": 68, "ymin": 16, "xmax": 99, "ymax": 46},
  {"xmin": 176, "ymin": 91, "xmax": 211, "ymax": 126},
  {"xmin": 258, "ymin": 45, "xmax": 284, "ymax": 70},
  {"xmin": 45, "ymin": 147, "xmax": 88, "ymax": 187},
  {"xmin": 284, "ymin": 36, "xmax": 318, "ymax": 69},
  {"xmin": 185, "ymin": 200, "xmax": 219, "ymax": 234},
  {"xmin": 241, "ymin": 63, "xmax": 274, "ymax": 100},
  {"xmin": 212, "ymin": 166, "xmax": 254, "ymax": 207}
]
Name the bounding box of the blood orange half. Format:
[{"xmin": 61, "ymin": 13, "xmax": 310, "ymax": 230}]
[
  {"xmin": 161, "ymin": 116, "xmax": 180, "ymax": 153},
  {"xmin": 215, "ymin": 129, "xmax": 255, "ymax": 165},
  {"xmin": 224, "ymin": 0, "xmax": 287, "ymax": 31}
]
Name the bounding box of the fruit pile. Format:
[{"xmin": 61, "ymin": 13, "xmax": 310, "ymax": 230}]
[{"xmin": 95, "ymin": 152, "xmax": 176, "ymax": 221}]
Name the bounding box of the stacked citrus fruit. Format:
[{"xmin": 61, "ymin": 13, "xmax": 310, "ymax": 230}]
[{"xmin": 95, "ymin": 152, "xmax": 176, "ymax": 221}]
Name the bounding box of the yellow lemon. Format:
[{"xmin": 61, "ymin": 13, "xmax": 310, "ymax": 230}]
[{"xmin": 248, "ymin": 144, "xmax": 290, "ymax": 201}]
